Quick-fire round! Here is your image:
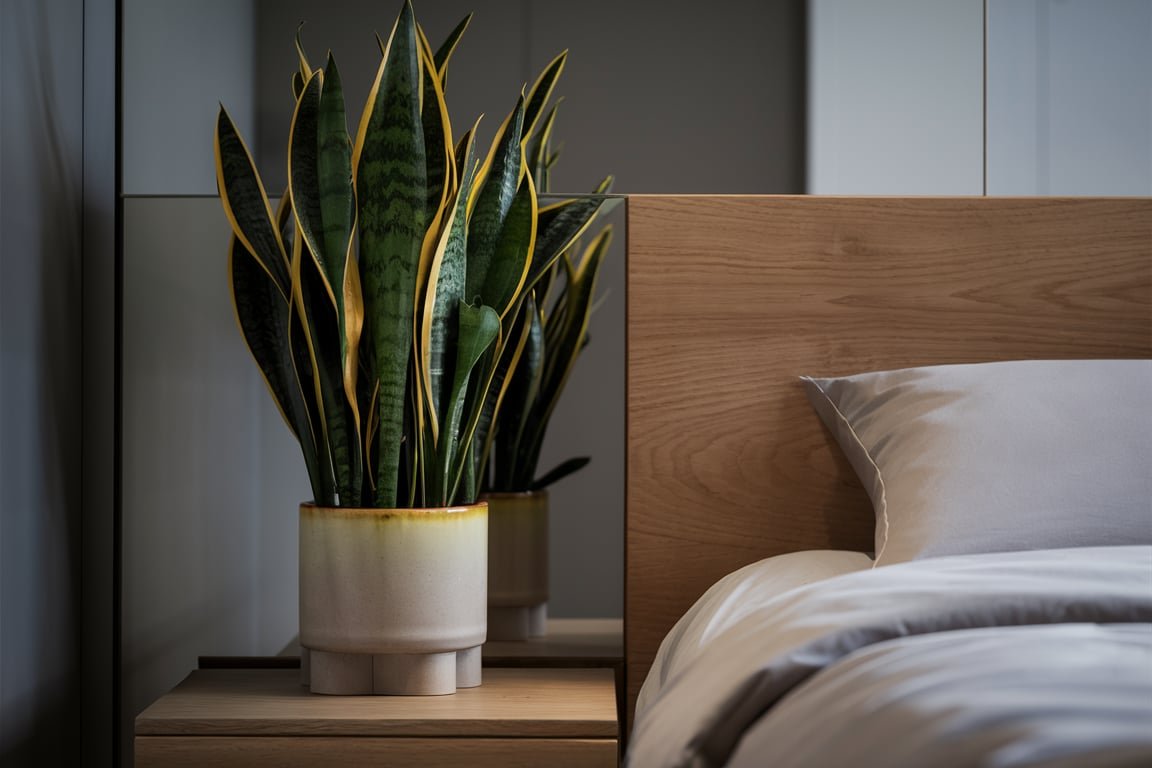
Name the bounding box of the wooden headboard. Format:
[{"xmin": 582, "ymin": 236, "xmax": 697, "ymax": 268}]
[{"xmin": 624, "ymin": 195, "xmax": 1152, "ymax": 725}]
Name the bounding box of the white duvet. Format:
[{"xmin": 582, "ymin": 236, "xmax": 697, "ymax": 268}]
[{"xmin": 628, "ymin": 546, "xmax": 1152, "ymax": 768}]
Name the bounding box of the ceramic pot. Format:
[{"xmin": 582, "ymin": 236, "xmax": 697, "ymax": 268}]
[
  {"xmin": 298, "ymin": 501, "xmax": 487, "ymax": 695},
  {"xmin": 485, "ymin": 490, "xmax": 548, "ymax": 640}
]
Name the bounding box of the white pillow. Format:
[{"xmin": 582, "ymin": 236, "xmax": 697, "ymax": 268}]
[{"xmin": 802, "ymin": 359, "xmax": 1152, "ymax": 566}]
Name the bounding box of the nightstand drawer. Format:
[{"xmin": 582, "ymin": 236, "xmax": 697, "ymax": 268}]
[
  {"xmin": 135, "ymin": 667, "xmax": 618, "ymax": 767},
  {"xmin": 136, "ymin": 736, "xmax": 616, "ymax": 767}
]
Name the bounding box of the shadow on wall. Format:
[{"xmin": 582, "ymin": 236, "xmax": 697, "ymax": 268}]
[{"xmin": 0, "ymin": 0, "xmax": 84, "ymax": 764}]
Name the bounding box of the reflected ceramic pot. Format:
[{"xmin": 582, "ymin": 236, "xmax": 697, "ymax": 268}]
[
  {"xmin": 298, "ymin": 501, "xmax": 487, "ymax": 695},
  {"xmin": 485, "ymin": 490, "xmax": 548, "ymax": 640}
]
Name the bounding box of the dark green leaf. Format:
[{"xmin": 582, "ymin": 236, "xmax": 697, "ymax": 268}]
[
  {"xmin": 531, "ymin": 457, "xmax": 590, "ymax": 490},
  {"xmin": 466, "ymin": 97, "xmax": 524, "ymax": 305},
  {"xmin": 355, "ymin": 0, "xmax": 427, "ymax": 507}
]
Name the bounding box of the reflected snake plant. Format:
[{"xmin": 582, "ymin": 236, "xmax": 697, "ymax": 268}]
[
  {"xmin": 214, "ymin": 0, "xmax": 611, "ymax": 508},
  {"xmin": 484, "ymin": 115, "xmax": 616, "ymax": 493}
]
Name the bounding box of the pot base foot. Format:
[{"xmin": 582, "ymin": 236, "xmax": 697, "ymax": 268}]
[
  {"xmin": 303, "ymin": 646, "xmax": 483, "ymax": 695},
  {"xmin": 455, "ymin": 645, "xmax": 482, "ymax": 688},
  {"xmin": 487, "ymin": 603, "xmax": 548, "ymax": 641}
]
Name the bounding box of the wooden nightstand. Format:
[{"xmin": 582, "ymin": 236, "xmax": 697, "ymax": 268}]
[{"xmin": 135, "ymin": 666, "xmax": 618, "ymax": 767}]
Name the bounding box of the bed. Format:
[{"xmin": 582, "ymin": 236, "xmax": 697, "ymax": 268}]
[{"xmin": 623, "ymin": 196, "xmax": 1152, "ymax": 767}]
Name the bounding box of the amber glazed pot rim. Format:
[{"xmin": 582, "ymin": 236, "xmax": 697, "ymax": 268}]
[{"xmin": 300, "ymin": 501, "xmax": 487, "ymax": 520}]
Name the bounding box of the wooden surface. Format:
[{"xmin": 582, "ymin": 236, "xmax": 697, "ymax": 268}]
[
  {"xmin": 625, "ymin": 195, "xmax": 1152, "ymax": 725},
  {"xmin": 135, "ymin": 737, "xmax": 617, "ymax": 768},
  {"xmin": 136, "ymin": 667, "xmax": 617, "ymax": 766},
  {"xmin": 136, "ymin": 667, "xmax": 616, "ymax": 738}
]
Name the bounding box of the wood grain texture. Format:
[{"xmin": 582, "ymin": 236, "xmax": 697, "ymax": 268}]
[
  {"xmin": 136, "ymin": 667, "xmax": 617, "ymax": 738},
  {"xmin": 624, "ymin": 195, "xmax": 1152, "ymax": 726},
  {"xmin": 135, "ymin": 736, "xmax": 617, "ymax": 768}
]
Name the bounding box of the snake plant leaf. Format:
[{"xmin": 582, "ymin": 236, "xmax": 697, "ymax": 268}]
[
  {"xmin": 432, "ymin": 13, "xmax": 471, "ymax": 88},
  {"xmin": 526, "ymin": 101, "xmax": 560, "ymax": 187},
  {"xmin": 215, "ymin": 107, "xmax": 291, "ymax": 297},
  {"xmin": 289, "ymin": 232, "xmax": 338, "ymax": 506},
  {"xmin": 314, "ymin": 55, "xmax": 363, "ymax": 421},
  {"xmin": 230, "ymin": 236, "xmax": 329, "ymax": 504},
  {"xmin": 527, "ymin": 176, "xmax": 614, "ymax": 291},
  {"xmin": 295, "ymin": 24, "xmax": 312, "ymax": 83},
  {"xmin": 530, "ymin": 456, "xmax": 590, "ymax": 491},
  {"xmin": 493, "ymin": 292, "xmax": 543, "ymax": 488},
  {"xmin": 484, "ymin": 169, "xmax": 537, "ymax": 320},
  {"xmin": 436, "ymin": 301, "xmax": 500, "ymax": 505},
  {"xmin": 353, "ymin": 0, "xmax": 427, "ymax": 507},
  {"xmin": 466, "ymin": 96, "xmax": 524, "ymax": 303},
  {"xmin": 416, "ymin": 25, "xmax": 453, "ymax": 219},
  {"xmin": 291, "ymin": 227, "xmax": 362, "ymax": 506},
  {"xmin": 288, "ymin": 61, "xmax": 363, "ymax": 504},
  {"xmin": 520, "ymin": 227, "xmax": 612, "ymax": 477},
  {"xmin": 523, "ymin": 50, "xmax": 567, "ymax": 144},
  {"xmin": 469, "ymin": 300, "xmax": 532, "ymax": 497},
  {"xmin": 421, "ymin": 121, "xmax": 479, "ymax": 443}
]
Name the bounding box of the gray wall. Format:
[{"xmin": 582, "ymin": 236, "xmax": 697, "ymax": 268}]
[
  {"xmin": 808, "ymin": 0, "xmax": 1151, "ymax": 195},
  {"xmin": 807, "ymin": 0, "xmax": 985, "ymax": 193},
  {"xmin": 0, "ymin": 0, "xmax": 84, "ymax": 764},
  {"xmin": 988, "ymin": 0, "xmax": 1152, "ymax": 195},
  {"xmin": 118, "ymin": 3, "xmax": 804, "ymax": 756},
  {"xmin": 122, "ymin": 0, "xmax": 256, "ymax": 194}
]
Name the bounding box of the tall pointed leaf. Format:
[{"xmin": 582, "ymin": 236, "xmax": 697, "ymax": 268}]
[
  {"xmin": 466, "ymin": 97, "xmax": 524, "ymax": 303},
  {"xmin": 526, "ymin": 101, "xmax": 560, "ymax": 187},
  {"xmin": 523, "ymin": 50, "xmax": 567, "ymax": 143},
  {"xmin": 215, "ymin": 108, "xmax": 290, "ymax": 296},
  {"xmin": 421, "ymin": 123, "xmax": 479, "ymax": 442},
  {"xmin": 416, "ymin": 25, "xmax": 453, "ymax": 220},
  {"xmin": 528, "ymin": 177, "xmax": 615, "ymax": 290},
  {"xmin": 520, "ymin": 228, "xmax": 612, "ymax": 479},
  {"xmin": 352, "ymin": 0, "xmax": 427, "ymax": 507},
  {"xmin": 484, "ymin": 169, "xmax": 537, "ymax": 319},
  {"xmin": 433, "ymin": 13, "xmax": 471, "ymax": 88},
  {"xmin": 436, "ymin": 301, "xmax": 500, "ymax": 505},
  {"xmin": 230, "ymin": 237, "xmax": 332, "ymax": 504},
  {"xmin": 289, "ymin": 63, "xmax": 362, "ymax": 505},
  {"xmin": 493, "ymin": 292, "xmax": 543, "ymax": 488}
]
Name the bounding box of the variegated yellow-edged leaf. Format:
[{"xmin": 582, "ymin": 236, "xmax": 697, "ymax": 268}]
[
  {"xmin": 436, "ymin": 301, "xmax": 500, "ymax": 505},
  {"xmin": 215, "ymin": 107, "xmax": 291, "ymax": 298},
  {"xmin": 485, "ymin": 166, "xmax": 537, "ymax": 320},
  {"xmin": 526, "ymin": 101, "xmax": 561, "ymax": 189},
  {"xmin": 522, "ymin": 226, "xmax": 612, "ymax": 478},
  {"xmin": 352, "ymin": 0, "xmax": 428, "ymax": 507},
  {"xmin": 523, "ymin": 50, "xmax": 566, "ymax": 144},
  {"xmin": 528, "ymin": 176, "xmax": 615, "ymax": 291},
  {"xmin": 490, "ymin": 291, "xmax": 542, "ymax": 489},
  {"xmin": 295, "ymin": 24, "xmax": 312, "ymax": 83},
  {"xmin": 230, "ymin": 235, "xmax": 322, "ymax": 500},
  {"xmin": 414, "ymin": 25, "xmax": 454, "ymax": 306},
  {"xmin": 433, "ymin": 13, "xmax": 471, "ymax": 89},
  {"xmin": 420, "ymin": 121, "xmax": 479, "ymax": 445},
  {"xmin": 466, "ymin": 96, "xmax": 525, "ymax": 305}
]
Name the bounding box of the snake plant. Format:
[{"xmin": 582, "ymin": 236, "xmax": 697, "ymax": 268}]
[
  {"xmin": 214, "ymin": 1, "xmax": 611, "ymax": 508},
  {"xmin": 485, "ymin": 120, "xmax": 616, "ymax": 493}
]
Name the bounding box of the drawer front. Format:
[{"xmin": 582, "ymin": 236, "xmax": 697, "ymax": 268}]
[{"xmin": 135, "ymin": 735, "xmax": 618, "ymax": 768}]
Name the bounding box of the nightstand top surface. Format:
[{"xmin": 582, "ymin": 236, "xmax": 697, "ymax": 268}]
[{"xmin": 136, "ymin": 667, "xmax": 617, "ymax": 739}]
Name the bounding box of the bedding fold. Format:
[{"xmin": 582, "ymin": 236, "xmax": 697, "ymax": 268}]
[{"xmin": 627, "ymin": 545, "xmax": 1152, "ymax": 768}]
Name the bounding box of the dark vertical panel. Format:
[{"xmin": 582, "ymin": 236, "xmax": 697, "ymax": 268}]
[
  {"xmin": 0, "ymin": 0, "xmax": 85, "ymax": 764},
  {"xmin": 83, "ymin": 0, "xmax": 119, "ymax": 764}
]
